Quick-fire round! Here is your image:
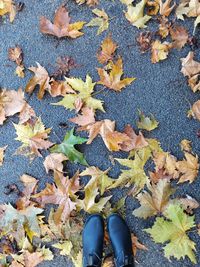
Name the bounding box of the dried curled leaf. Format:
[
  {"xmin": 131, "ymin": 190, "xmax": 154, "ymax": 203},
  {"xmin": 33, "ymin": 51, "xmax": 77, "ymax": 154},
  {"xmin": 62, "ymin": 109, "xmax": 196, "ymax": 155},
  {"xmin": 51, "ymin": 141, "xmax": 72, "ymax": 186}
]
[
  {"xmin": 97, "ymin": 57, "xmax": 136, "ymax": 91},
  {"xmin": 169, "ymin": 25, "xmax": 188, "ymax": 50},
  {"xmin": 40, "ymin": 5, "xmax": 85, "ymax": 39},
  {"xmin": 159, "ymin": 0, "xmax": 176, "ymax": 17}
]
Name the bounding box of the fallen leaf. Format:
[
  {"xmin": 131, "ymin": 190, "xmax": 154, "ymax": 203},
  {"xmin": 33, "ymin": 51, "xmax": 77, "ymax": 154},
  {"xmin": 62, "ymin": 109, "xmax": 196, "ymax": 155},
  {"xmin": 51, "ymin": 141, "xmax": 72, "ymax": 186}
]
[
  {"xmin": 188, "ymin": 74, "xmax": 200, "ymax": 93},
  {"xmin": 180, "ymin": 52, "xmax": 200, "ymax": 78},
  {"xmin": 146, "ymin": 0, "xmax": 160, "ymax": 15},
  {"xmin": 137, "ymin": 110, "xmax": 159, "ymax": 131},
  {"xmin": 53, "ymin": 74, "xmax": 105, "ymax": 112},
  {"xmin": 145, "ymin": 204, "xmax": 196, "ymax": 263},
  {"xmin": 175, "ymin": 195, "xmax": 199, "ymax": 214},
  {"xmin": 131, "ymin": 234, "xmax": 148, "ymax": 256},
  {"xmin": 15, "ymin": 65, "xmax": 25, "ymax": 78},
  {"xmin": 151, "ymin": 40, "xmax": 171, "ymax": 63},
  {"xmin": 170, "ymin": 25, "xmax": 188, "ymax": 50},
  {"xmin": 97, "ymin": 57, "xmax": 136, "ymax": 91},
  {"xmin": 74, "ymin": 0, "xmax": 98, "ymax": 6},
  {"xmin": 33, "ymin": 171, "xmax": 81, "ymax": 223},
  {"xmin": 18, "ymin": 102, "xmax": 36, "ymax": 124},
  {"xmin": 77, "ymin": 180, "xmax": 111, "ymax": 213},
  {"xmin": 43, "ymin": 153, "xmax": 68, "ymax": 173},
  {"xmin": 86, "ymin": 8, "xmax": 109, "ymax": 35},
  {"xmin": 40, "ymin": 5, "xmax": 85, "ymax": 38},
  {"xmin": 125, "ymin": 0, "xmax": 151, "ymax": 28},
  {"xmin": 80, "ymin": 166, "xmax": 114, "ymax": 195},
  {"xmin": 50, "ymin": 128, "xmax": 88, "ymax": 165},
  {"xmin": 49, "ymin": 80, "xmax": 75, "ymax": 97},
  {"xmin": 136, "ymin": 31, "xmax": 152, "ymax": 53},
  {"xmin": 0, "ymin": 88, "xmax": 26, "ymax": 125},
  {"xmin": 102, "ymin": 256, "xmax": 114, "ymax": 267},
  {"xmin": 70, "ymin": 107, "xmax": 96, "ymax": 126},
  {"xmin": 0, "ymin": 0, "xmax": 16, "ymax": 22},
  {"xmin": 180, "ymin": 139, "xmax": 192, "ymax": 152},
  {"xmin": 176, "ymin": 152, "xmax": 199, "ymax": 183},
  {"xmin": 133, "ymin": 179, "xmax": 175, "ymax": 218},
  {"xmin": 97, "ymin": 34, "xmax": 117, "ymax": 64},
  {"xmin": 158, "ymin": 17, "xmax": 171, "ymax": 38},
  {"xmin": 159, "ymin": 0, "xmax": 176, "ymax": 17},
  {"xmin": 8, "ymin": 46, "xmax": 23, "ymax": 65},
  {"xmin": 25, "ymin": 62, "xmax": 51, "ymax": 99},
  {"xmin": 190, "ymin": 100, "xmax": 200, "ymax": 120},
  {"xmin": 52, "ymin": 56, "xmax": 77, "ymax": 78},
  {"xmin": 14, "ymin": 117, "xmax": 53, "ymax": 160}
]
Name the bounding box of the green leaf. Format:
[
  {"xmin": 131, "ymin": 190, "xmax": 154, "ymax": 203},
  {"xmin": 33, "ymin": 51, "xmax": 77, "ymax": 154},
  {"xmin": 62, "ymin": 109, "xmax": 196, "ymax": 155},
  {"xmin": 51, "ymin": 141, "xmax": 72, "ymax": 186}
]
[
  {"xmin": 137, "ymin": 110, "xmax": 159, "ymax": 131},
  {"xmin": 50, "ymin": 128, "xmax": 88, "ymax": 166},
  {"xmin": 145, "ymin": 204, "xmax": 196, "ymax": 263}
]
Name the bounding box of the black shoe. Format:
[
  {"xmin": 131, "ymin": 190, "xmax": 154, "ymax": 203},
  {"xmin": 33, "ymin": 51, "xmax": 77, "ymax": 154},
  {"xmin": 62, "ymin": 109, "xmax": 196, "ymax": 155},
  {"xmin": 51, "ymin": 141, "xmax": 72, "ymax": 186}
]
[
  {"xmin": 83, "ymin": 214, "xmax": 104, "ymax": 267},
  {"xmin": 107, "ymin": 214, "xmax": 135, "ymax": 267}
]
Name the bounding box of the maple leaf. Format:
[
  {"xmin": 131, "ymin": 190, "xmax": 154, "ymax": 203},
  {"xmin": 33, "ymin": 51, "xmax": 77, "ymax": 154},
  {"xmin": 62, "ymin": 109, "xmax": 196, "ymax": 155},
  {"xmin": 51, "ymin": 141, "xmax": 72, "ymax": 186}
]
[
  {"xmin": 80, "ymin": 166, "xmax": 114, "ymax": 195},
  {"xmin": 170, "ymin": 25, "xmax": 188, "ymax": 50},
  {"xmin": 146, "ymin": 0, "xmax": 160, "ymax": 15},
  {"xmin": 158, "ymin": 17, "xmax": 171, "ymax": 38},
  {"xmin": 40, "ymin": 5, "xmax": 85, "ymax": 39},
  {"xmin": 86, "ymin": 8, "xmax": 109, "ymax": 35},
  {"xmin": 53, "ymin": 56, "xmax": 77, "ymax": 78},
  {"xmin": 125, "ymin": 0, "xmax": 151, "ymax": 29},
  {"xmin": 0, "ymin": 0, "xmax": 16, "ymax": 22},
  {"xmin": 180, "ymin": 51, "xmax": 200, "ymax": 78},
  {"xmin": 176, "ymin": 152, "xmax": 199, "ymax": 183},
  {"xmin": 97, "ymin": 34, "xmax": 118, "ymax": 64},
  {"xmin": 97, "ymin": 57, "xmax": 136, "ymax": 91},
  {"xmin": 18, "ymin": 102, "xmax": 36, "ymax": 124},
  {"xmin": 25, "ymin": 62, "xmax": 51, "ymax": 100},
  {"xmin": 33, "ymin": 171, "xmax": 81, "ymax": 223},
  {"xmin": 49, "ymin": 80, "xmax": 75, "ymax": 97},
  {"xmin": 14, "ymin": 117, "xmax": 53, "ymax": 160},
  {"xmin": 50, "ymin": 128, "xmax": 88, "ymax": 165},
  {"xmin": 10, "ymin": 247, "xmax": 53, "ymax": 267},
  {"xmin": 145, "ymin": 204, "xmax": 197, "ymax": 263},
  {"xmin": 53, "ymin": 74, "xmax": 105, "ymax": 112},
  {"xmin": 109, "ymin": 154, "xmax": 149, "ymax": 193},
  {"xmin": 174, "ymin": 195, "xmax": 199, "ymax": 215},
  {"xmin": 137, "ymin": 110, "xmax": 159, "ymax": 131},
  {"xmin": 0, "ymin": 146, "xmax": 7, "ymax": 166},
  {"xmin": 133, "ymin": 179, "xmax": 175, "ymax": 218},
  {"xmin": 43, "ymin": 153, "xmax": 68, "ymax": 173},
  {"xmin": 0, "ymin": 203, "xmax": 43, "ymax": 247},
  {"xmin": 70, "ymin": 107, "xmax": 96, "ymax": 127},
  {"xmin": 188, "ymin": 74, "xmax": 200, "ymax": 93},
  {"xmin": 159, "ymin": 0, "xmax": 176, "ymax": 17},
  {"xmin": 0, "ymin": 88, "xmax": 26, "ymax": 125},
  {"xmin": 77, "ymin": 180, "xmax": 111, "ymax": 213},
  {"xmin": 151, "ymin": 40, "xmax": 171, "ymax": 63}
]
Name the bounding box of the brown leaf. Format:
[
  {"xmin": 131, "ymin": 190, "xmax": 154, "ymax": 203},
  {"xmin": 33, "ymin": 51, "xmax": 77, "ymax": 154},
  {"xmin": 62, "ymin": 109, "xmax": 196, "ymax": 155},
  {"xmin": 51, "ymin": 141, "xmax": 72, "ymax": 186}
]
[
  {"xmin": 102, "ymin": 256, "xmax": 114, "ymax": 267},
  {"xmin": 53, "ymin": 56, "xmax": 77, "ymax": 77},
  {"xmin": 49, "ymin": 80, "xmax": 75, "ymax": 97},
  {"xmin": 97, "ymin": 57, "xmax": 136, "ymax": 91},
  {"xmin": 25, "ymin": 63, "xmax": 51, "ymax": 99},
  {"xmin": 147, "ymin": 0, "xmax": 160, "ymax": 15},
  {"xmin": 170, "ymin": 25, "xmax": 189, "ymax": 50},
  {"xmin": 131, "ymin": 234, "xmax": 148, "ymax": 256},
  {"xmin": 159, "ymin": 0, "xmax": 176, "ymax": 17},
  {"xmin": 181, "ymin": 52, "xmax": 200, "ymax": 78},
  {"xmin": 188, "ymin": 74, "xmax": 200, "ymax": 93},
  {"xmin": 176, "ymin": 152, "xmax": 199, "ymax": 183},
  {"xmin": 120, "ymin": 124, "xmax": 148, "ymax": 151},
  {"xmin": 19, "ymin": 103, "xmax": 36, "ymax": 124},
  {"xmin": 177, "ymin": 195, "xmax": 199, "ymax": 214},
  {"xmin": 0, "ymin": 88, "xmax": 26, "ymax": 125},
  {"xmin": 190, "ymin": 100, "xmax": 200, "ymax": 121},
  {"xmin": 70, "ymin": 107, "xmax": 96, "ymax": 127},
  {"xmin": 40, "ymin": 5, "xmax": 85, "ymax": 39},
  {"xmin": 180, "ymin": 139, "xmax": 192, "ymax": 152},
  {"xmin": 97, "ymin": 34, "xmax": 117, "ymax": 64},
  {"xmin": 32, "ymin": 171, "xmax": 81, "ymax": 223},
  {"xmin": 43, "ymin": 153, "xmax": 68, "ymax": 173},
  {"xmin": 151, "ymin": 40, "xmax": 171, "ymax": 63},
  {"xmin": 8, "ymin": 46, "xmax": 23, "ymax": 65},
  {"xmin": 158, "ymin": 17, "xmax": 171, "ymax": 38},
  {"xmin": 136, "ymin": 31, "xmax": 152, "ymax": 53}
]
